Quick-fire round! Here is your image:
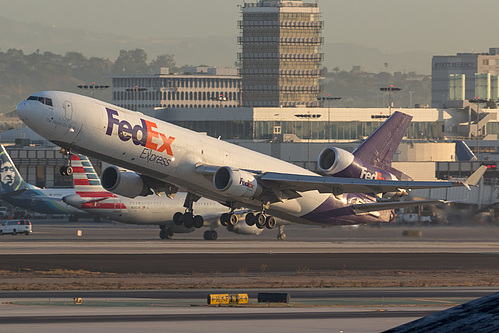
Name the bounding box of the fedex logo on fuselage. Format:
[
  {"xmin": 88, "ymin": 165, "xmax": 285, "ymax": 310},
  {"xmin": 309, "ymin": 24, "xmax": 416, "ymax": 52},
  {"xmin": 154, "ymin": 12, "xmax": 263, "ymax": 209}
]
[
  {"xmin": 105, "ymin": 108, "xmax": 175, "ymax": 156},
  {"xmin": 360, "ymin": 167, "xmax": 387, "ymax": 180}
]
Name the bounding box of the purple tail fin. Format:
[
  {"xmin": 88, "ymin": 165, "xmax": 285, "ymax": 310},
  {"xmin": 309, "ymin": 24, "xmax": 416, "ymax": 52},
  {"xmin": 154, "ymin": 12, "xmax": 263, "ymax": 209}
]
[{"xmin": 353, "ymin": 111, "xmax": 412, "ymax": 170}]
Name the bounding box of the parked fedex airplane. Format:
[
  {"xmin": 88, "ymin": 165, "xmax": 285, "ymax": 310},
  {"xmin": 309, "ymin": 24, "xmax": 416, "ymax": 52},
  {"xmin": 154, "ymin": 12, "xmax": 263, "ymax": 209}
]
[
  {"xmin": 16, "ymin": 92, "xmax": 486, "ymax": 229},
  {"xmin": 0, "ymin": 145, "xmax": 82, "ymax": 216},
  {"xmin": 63, "ymin": 154, "xmax": 266, "ymax": 240}
]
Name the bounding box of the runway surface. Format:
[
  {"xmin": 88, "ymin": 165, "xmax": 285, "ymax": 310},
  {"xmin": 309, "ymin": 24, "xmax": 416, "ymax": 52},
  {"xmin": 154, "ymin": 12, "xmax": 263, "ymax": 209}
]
[
  {"xmin": 1, "ymin": 288, "xmax": 497, "ymax": 333},
  {"xmin": 1, "ymin": 222, "xmax": 499, "ymax": 332}
]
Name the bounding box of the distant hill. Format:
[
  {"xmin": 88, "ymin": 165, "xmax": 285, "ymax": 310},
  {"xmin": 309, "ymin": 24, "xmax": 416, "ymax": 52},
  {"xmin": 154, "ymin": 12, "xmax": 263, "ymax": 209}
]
[{"xmin": 0, "ymin": 16, "xmax": 432, "ymax": 74}]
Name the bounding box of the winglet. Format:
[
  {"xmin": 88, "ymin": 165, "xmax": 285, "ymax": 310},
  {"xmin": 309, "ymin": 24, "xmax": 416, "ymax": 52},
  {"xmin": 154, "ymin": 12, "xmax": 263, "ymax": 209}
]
[{"xmin": 464, "ymin": 165, "xmax": 487, "ymax": 187}]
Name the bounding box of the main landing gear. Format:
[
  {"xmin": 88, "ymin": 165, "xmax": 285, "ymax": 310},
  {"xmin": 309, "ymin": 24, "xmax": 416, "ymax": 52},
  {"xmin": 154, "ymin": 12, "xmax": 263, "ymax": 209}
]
[
  {"xmin": 59, "ymin": 147, "xmax": 73, "ymax": 176},
  {"xmin": 172, "ymin": 193, "xmax": 205, "ymax": 229},
  {"xmin": 244, "ymin": 212, "xmax": 277, "ymax": 230}
]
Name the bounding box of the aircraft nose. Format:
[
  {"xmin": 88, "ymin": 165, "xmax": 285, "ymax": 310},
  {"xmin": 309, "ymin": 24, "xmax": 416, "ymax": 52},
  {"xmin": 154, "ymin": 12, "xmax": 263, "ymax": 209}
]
[{"xmin": 16, "ymin": 100, "xmax": 32, "ymax": 120}]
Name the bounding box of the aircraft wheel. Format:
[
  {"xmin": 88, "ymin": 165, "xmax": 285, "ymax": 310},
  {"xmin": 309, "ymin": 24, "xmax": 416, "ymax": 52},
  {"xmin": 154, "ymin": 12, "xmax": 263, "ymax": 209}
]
[
  {"xmin": 183, "ymin": 212, "xmax": 194, "ymax": 228},
  {"xmin": 65, "ymin": 166, "xmax": 73, "ymax": 176},
  {"xmin": 159, "ymin": 228, "xmax": 167, "ymax": 239},
  {"xmin": 255, "ymin": 213, "xmax": 266, "ymax": 229},
  {"xmin": 173, "ymin": 212, "xmax": 184, "ymax": 225},
  {"xmin": 203, "ymin": 230, "xmax": 218, "ymax": 241},
  {"xmin": 245, "ymin": 213, "xmax": 256, "ymax": 226},
  {"xmin": 228, "ymin": 213, "xmax": 238, "ymax": 226},
  {"xmin": 60, "ymin": 166, "xmax": 68, "ymax": 176},
  {"xmin": 220, "ymin": 213, "xmax": 229, "ymax": 226},
  {"xmin": 265, "ymin": 216, "xmax": 277, "ymax": 229},
  {"xmin": 193, "ymin": 215, "xmax": 204, "ymax": 228}
]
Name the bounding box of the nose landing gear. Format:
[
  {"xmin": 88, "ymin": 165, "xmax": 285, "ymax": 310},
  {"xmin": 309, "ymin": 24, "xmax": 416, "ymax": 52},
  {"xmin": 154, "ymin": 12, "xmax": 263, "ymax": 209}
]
[{"xmin": 59, "ymin": 147, "xmax": 73, "ymax": 176}]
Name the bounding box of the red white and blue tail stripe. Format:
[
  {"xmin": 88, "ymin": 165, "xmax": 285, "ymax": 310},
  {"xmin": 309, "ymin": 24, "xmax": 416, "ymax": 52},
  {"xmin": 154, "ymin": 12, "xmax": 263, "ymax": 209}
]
[{"xmin": 70, "ymin": 155, "xmax": 117, "ymax": 200}]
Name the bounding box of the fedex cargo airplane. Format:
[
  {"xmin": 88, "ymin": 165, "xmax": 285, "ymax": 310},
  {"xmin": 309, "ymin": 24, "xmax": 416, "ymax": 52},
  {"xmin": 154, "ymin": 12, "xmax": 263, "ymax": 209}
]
[
  {"xmin": 63, "ymin": 154, "xmax": 265, "ymax": 240},
  {"xmin": 16, "ymin": 92, "xmax": 486, "ymax": 229},
  {"xmin": 0, "ymin": 145, "xmax": 82, "ymax": 216}
]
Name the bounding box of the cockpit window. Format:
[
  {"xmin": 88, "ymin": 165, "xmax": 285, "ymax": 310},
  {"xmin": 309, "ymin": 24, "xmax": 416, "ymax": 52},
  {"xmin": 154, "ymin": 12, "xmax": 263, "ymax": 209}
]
[{"xmin": 27, "ymin": 96, "xmax": 53, "ymax": 106}]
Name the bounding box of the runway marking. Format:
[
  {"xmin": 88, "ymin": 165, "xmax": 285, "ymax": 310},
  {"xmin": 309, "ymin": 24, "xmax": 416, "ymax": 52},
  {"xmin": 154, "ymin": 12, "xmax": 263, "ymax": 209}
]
[{"xmin": 412, "ymin": 298, "xmax": 456, "ymax": 304}]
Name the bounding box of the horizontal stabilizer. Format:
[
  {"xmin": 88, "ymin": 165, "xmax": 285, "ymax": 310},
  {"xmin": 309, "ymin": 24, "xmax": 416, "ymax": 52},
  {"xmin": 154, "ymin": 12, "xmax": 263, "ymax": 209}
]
[
  {"xmin": 353, "ymin": 199, "xmax": 446, "ymax": 214},
  {"xmin": 464, "ymin": 165, "xmax": 487, "ymax": 187}
]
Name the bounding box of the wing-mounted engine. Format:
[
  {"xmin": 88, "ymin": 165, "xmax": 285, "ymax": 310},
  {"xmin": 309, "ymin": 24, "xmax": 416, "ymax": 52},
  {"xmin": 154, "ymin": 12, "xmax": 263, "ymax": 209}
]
[
  {"xmin": 213, "ymin": 166, "xmax": 263, "ymax": 198},
  {"xmin": 101, "ymin": 166, "xmax": 152, "ymax": 198},
  {"xmin": 101, "ymin": 166, "xmax": 179, "ymax": 198}
]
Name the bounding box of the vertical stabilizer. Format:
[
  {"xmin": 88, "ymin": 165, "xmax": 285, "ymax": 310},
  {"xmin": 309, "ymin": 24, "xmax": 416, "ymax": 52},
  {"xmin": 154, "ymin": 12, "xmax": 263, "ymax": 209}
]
[
  {"xmin": 0, "ymin": 145, "xmax": 31, "ymax": 195},
  {"xmin": 70, "ymin": 155, "xmax": 111, "ymax": 198},
  {"xmin": 353, "ymin": 111, "xmax": 413, "ymax": 168},
  {"xmin": 454, "ymin": 140, "xmax": 477, "ymax": 161}
]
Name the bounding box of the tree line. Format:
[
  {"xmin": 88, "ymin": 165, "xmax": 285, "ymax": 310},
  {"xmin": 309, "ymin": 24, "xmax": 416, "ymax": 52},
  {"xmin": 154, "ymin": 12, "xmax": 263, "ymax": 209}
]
[{"xmin": 0, "ymin": 48, "xmax": 176, "ymax": 114}]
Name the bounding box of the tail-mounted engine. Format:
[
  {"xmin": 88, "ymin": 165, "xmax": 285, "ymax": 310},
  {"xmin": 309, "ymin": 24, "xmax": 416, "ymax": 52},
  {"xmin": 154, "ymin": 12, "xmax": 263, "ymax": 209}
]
[
  {"xmin": 213, "ymin": 166, "xmax": 263, "ymax": 198},
  {"xmin": 318, "ymin": 147, "xmax": 355, "ymax": 176},
  {"xmin": 318, "ymin": 147, "xmax": 395, "ymax": 181}
]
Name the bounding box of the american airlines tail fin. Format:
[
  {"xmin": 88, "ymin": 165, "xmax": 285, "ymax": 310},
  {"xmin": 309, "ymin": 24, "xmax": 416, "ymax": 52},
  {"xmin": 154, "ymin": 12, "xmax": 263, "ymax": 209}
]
[
  {"xmin": 70, "ymin": 155, "xmax": 111, "ymax": 198},
  {"xmin": 0, "ymin": 145, "xmax": 32, "ymax": 195},
  {"xmin": 353, "ymin": 111, "xmax": 413, "ymax": 168}
]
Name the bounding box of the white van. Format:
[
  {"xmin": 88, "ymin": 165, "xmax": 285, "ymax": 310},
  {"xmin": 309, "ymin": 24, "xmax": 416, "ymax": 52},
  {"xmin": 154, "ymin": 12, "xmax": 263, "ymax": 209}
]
[{"xmin": 0, "ymin": 220, "xmax": 32, "ymax": 235}]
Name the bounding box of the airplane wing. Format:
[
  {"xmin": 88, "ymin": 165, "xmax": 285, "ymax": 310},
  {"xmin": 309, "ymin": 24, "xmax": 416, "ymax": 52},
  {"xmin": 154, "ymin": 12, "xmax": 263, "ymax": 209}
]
[
  {"xmin": 352, "ymin": 199, "xmax": 446, "ymax": 214},
  {"xmin": 258, "ymin": 165, "xmax": 487, "ymax": 197}
]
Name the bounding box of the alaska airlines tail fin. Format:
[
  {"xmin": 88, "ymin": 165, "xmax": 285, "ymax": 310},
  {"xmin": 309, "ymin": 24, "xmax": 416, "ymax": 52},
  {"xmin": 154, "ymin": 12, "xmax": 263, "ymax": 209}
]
[
  {"xmin": 70, "ymin": 155, "xmax": 111, "ymax": 199},
  {"xmin": 0, "ymin": 145, "xmax": 31, "ymax": 195},
  {"xmin": 353, "ymin": 111, "xmax": 413, "ymax": 168}
]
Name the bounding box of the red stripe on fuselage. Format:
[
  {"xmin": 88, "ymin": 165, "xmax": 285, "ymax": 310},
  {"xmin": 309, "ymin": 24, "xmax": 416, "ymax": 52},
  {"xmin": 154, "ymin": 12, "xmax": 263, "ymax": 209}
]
[
  {"xmin": 76, "ymin": 191, "xmax": 116, "ymax": 198},
  {"xmin": 81, "ymin": 202, "xmax": 126, "ymax": 209}
]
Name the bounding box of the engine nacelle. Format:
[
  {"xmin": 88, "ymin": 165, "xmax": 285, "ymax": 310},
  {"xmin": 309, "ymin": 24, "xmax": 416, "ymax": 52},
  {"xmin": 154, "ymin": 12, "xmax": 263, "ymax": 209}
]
[
  {"xmin": 318, "ymin": 147, "xmax": 397, "ymax": 181},
  {"xmin": 101, "ymin": 166, "xmax": 152, "ymax": 198},
  {"xmin": 318, "ymin": 147, "xmax": 355, "ymax": 175},
  {"xmin": 213, "ymin": 166, "xmax": 263, "ymax": 198}
]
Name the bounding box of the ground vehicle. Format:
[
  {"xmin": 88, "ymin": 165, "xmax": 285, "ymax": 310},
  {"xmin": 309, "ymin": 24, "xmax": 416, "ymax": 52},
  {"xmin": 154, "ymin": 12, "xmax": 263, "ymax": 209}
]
[{"xmin": 0, "ymin": 220, "xmax": 32, "ymax": 235}]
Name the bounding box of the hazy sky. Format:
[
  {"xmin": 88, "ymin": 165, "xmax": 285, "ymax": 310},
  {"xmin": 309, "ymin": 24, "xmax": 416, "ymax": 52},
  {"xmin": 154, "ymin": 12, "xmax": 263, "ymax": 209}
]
[{"xmin": 2, "ymin": 0, "xmax": 499, "ymax": 54}]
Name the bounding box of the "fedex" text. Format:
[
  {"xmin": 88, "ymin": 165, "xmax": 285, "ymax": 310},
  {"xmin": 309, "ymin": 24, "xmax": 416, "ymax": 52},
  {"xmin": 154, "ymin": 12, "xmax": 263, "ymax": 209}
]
[
  {"xmin": 105, "ymin": 108, "xmax": 175, "ymax": 156},
  {"xmin": 360, "ymin": 167, "xmax": 386, "ymax": 180},
  {"xmin": 239, "ymin": 177, "xmax": 254, "ymax": 189}
]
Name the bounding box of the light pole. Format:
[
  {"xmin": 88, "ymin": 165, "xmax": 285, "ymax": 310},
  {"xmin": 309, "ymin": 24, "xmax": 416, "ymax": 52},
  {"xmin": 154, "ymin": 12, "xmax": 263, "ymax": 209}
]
[
  {"xmin": 295, "ymin": 112, "xmax": 321, "ymax": 170},
  {"xmin": 126, "ymin": 86, "xmax": 148, "ymax": 111},
  {"xmin": 380, "ymin": 85, "xmax": 401, "ymax": 115},
  {"xmin": 469, "ymin": 97, "xmax": 487, "ymax": 160},
  {"xmin": 317, "ymin": 95, "xmax": 341, "ymax": 142},
  {"xmin": 77, "ymin": 83, "xmax": 109, "ymax": 98}
]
